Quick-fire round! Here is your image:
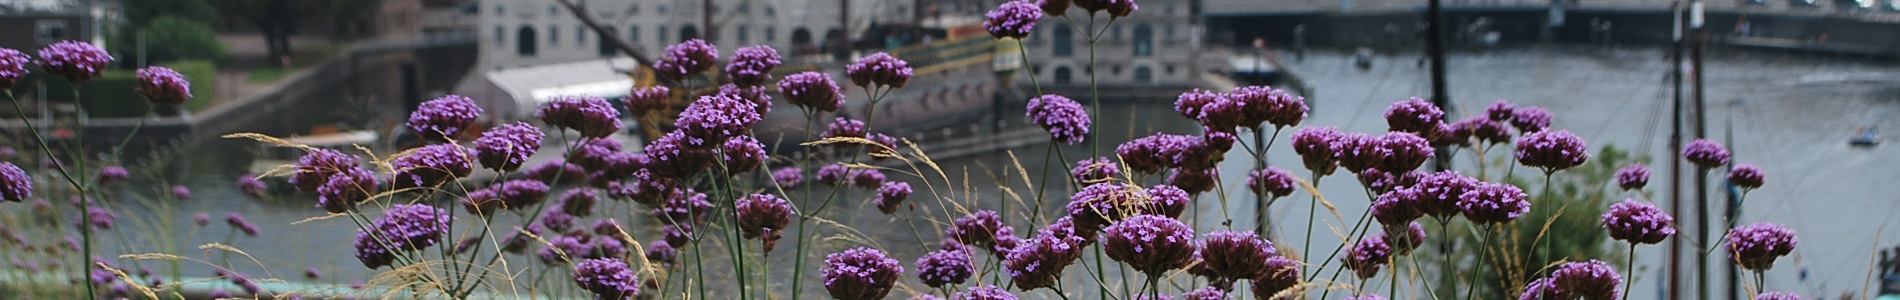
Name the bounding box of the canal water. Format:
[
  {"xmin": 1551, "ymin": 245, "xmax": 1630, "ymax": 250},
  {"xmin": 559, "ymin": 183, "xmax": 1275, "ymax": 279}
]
[{"xmin": 27, "ymin": 45, "xmax": 1900, "ymax": 299}]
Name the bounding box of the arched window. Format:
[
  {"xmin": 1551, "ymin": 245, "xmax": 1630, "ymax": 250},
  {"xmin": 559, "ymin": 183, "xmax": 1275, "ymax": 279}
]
[
  {"xmin": 1134, "ymin": 66, "xmax": 1153, "ymax": 84},
  {"xmin": 1052, "ymin": 24, "xmax": 1074, "ymax": 57},
  {"xmin": 680, "ymin": 25, "xmax": 699, "ymax": 42},
  {"xmin": 598, "ymin": 28, "xmax": 617, "ymax": 57},
  {"xmin": 517, "ymin": 26, "xmax": 538, "ymax": 56},
  {"xmin": 1054, "ymin": 66, "xmax": 1072, "ymax": 85},
  {"xmin": 658, "ymin": 25, "xmax": 668, "ymax": 45},
  {"xmin": 790, "ymin": 27, "xmax": 813, "ymax": 54},
  {"xmin": 1133, "ymin": 24, "xmax": 1154, "ymax": 57},
  {"xmin": 549, "ymin": 25, "xmax": 559, "ymax": 46},
  {"xmin": 577, "ymin": 25, "xmax": 587, "ymax": 45}
]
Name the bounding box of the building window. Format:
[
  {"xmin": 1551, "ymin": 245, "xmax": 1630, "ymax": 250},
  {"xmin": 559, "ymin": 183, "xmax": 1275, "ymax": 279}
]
[
  {"xmin": 598, "ymin": 28, "xmax": 617, "ymax": 57},
  {"xmin": 681, "ymin": 25, "xmax": 699, "ymax": 42},
  {"xmin": 1052, "ymin": 24, "xmax": 1074, "ymax": 57},
  {"xmin": 517, "ymin": 26, "xmax": 538, "ymax": 56},
  {"xmin": 658, "ymin": 5, "xmax": 667, "ymax": 14},
  {"xmin": 629, "ymin": 3, "xmax": 639, "ymax": 15},
  {"xmin": 547, "ymin": 5, "xmax": 556, "ymax": 16},
  {"xmin": 495, "ymin": 5, "xmax": 504, "ymax": 15},
  {"xmin": 1054, "ymin": 66, "xmax": 1072, "ymax": 85},
  {"xmin": 1166, "ymin": 24, "xmax": 1176, "ymax": 41},
  {"xmin": 578, "ymin": 25, "xmax": 588, "ymax": 45},
  {"xmin": 494, "ymin": 26, "xmax": 504, "ymax": 47},
  {"xmin": 737, "ymin": 25, "xmax": 749, "ymax": 44},
  {"xmin": 659, "ymin": 25, "xmax": 668, "ymax": 44},
  {"xmin": 550, "ymin": 25, "xmax": 559, "ymax": 46},
  {"xmin": 765, "ymin": 27, "xmax": 776, "ymax": 43},
  {"xmin": 1133, "ymin": 24, "xmax": 1154, "ymax": 57},
  {"xmin": 630, "ymin": 25, "xmax": 640, "ymax": 43},
  {"xmin": 1134, "ymin": 66, "xmax": 1153, "ymax": 84}
]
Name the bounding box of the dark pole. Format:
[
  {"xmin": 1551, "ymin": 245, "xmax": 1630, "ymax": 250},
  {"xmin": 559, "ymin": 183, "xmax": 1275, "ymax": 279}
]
[
  {"xmin": 1724, "ymin": 100, "xmax": 1741, "ymax": 300},
  {"xmin": 1691, "ymin": 3, "xmax": 1710, "ymax": 300},
  {"xmin": 1427, "ymin": 0, "xmax": 1452, "ymax": 172},
  {"xmin": 1667, "ymin": 3, "xmax": 1685, "ymax": 300},
  {"xmin": 703, "ymin": 0, "xmax": 716, "ymax": 41}
]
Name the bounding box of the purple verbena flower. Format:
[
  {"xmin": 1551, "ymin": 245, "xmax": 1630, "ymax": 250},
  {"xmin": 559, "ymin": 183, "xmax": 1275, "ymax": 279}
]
[
  {"xmin": 1683, "ymin": 139, "xmax": 1731, "ymax": 169},
  {"xmin": 726, "ymin": 45, "xmax": 782, "ymax": 86},
  {"xmin": 134, "ymin": 66, "xmax": 193, "ymax": 106},
  {"xmin": 391, "ymin": 144, "xmax": 475, "ymax": 189},
  {"xmin": 1550, "ymin": 260, "xmax": 1622, "ymax": 300},
  {"xmin": 625, "ymin": 86, "xmax": 670, "ymax": 116},
  {"xmin": 289, "ymin": 149, "xmax": 358, "ymax": 192},
  {"xmin": 1602, "ymin": 199, "xmax": 1675, "ymax": 245},
  {"xmin": 821, "ymin": 247, "xmax": 904, "ymax": 300},
  {"xmin": 170, "ymin": 185, "xmax": 192, "ymax": 199},
  {"xmin": 1174, "ymin": 89, "xmax": 1221, "ymax": 121},
  {"xmin": 651, "ymin": 191, "xmax": 713, "ymax": 226},
  {"xmin": 718, "ymin": 83, "xmax": 774, "ymax": 115},
  {"xmin": 1331, "ymin": 132, "xmax": 1382, "ymax": 174},
  {"xmin": 574, "ymin": 258, "xmax": 640, "ymax": 300},
  {"xmin": 846, "ymin": 52, "xmax": 913, "ymax": 89},
  {"xmin": 1197, "ymin": 230, "xmax": 1277, "ymax": 280},
  {"xmin": 36, "ymin": 41, "xmax": 112, "ymax": 83},
  {"xmin": 1515, "ymin": 129, "xmax": 1589, "ymax": 174},
  {"xmin": 1510, "ymin": 106, "xmax": 1552, "ymax": 133},
  {"xmin": 779, "ymin": 72, "xmax": 846, "ymax": 113},
  {"xmin": 915, "ymin": 248, "xmax": 975, "ymax": 288},
  {"xmin": 675, "ymin": 94, "xmax": 761, "ymax": 146},
  {"xmin": 1728, "ymin": 163, "xmax": 1765, "ymax": 190},
  {"xmin": 1729, "ymin": 222, "xmax": 1797, "ymax": 271},
  {"xmin": 653, "ymin": 39, "xmax": 718, "ymax": 81},
  {"xmin": 1486, "ymin": 99, "xmax": 1515, "ymax": 121},
  {"xmin": 773, "ymin": 167, "xmax": 804, "ymax": 189},
  {"xmin": 1232, "ymin": 85, "xmax": 1308, "ymax": 129},
  {"xmin": 722, "ymin": 135, "xmax": 768, "ymax": 174},
  {"xmin": 1040, "ymin": 0, "xmax": 1072, "ymax": 16},
  {"xmin": 643, "ymin": 131, "xmax": 716, "ymax": 179},
  {"xmin": 1616, "ymin": 164, "xmax": 1650, "ymax": 191},
  {"xmin": 825, "ymin": 117, "xmax": 868, "ymax": 139},
  {"xmin": 1377, "ymin": 131, "xmax": 1433, "ymax": 172},
  {"xmin": 1291, "ymin": 126, "xmax": 1343, "ymax": 176},
  {"xmin": 96, "ymin": 166, "xmax": 129, "ymax": 185},
  {"xmin": 537, "ymin": 95, "xmax": 623, "ymax": 138},
  {"xmin": 224, "ymin": 213, "xmax": 259, "ymax": 236},
  {"xmin": 407, "ymin": 94, "xmax": 484, "ymax": 142},
  {"xmin": 354, "ymin": 204, "xmax": 451, "ymax": 269},
  {"xmin": 474, "ymin": 121, "xmax": 543, "ymax": 172},
  {"xmin": 1071, "ymin": 157, "xmax": 1122, "ymax": 185},
  {"xmin": 949, "ymin": 210, "xmax": 1006, "ymax": 247},
  {"xmin": 0, "ymin": 48, "xmax": 25, "ymax": 89},
  {"xmin": 875, "ymin": 181, "xmax": 913, "ymax": 215},
  {"xmin": 1026, "ymin": 94, "xmax": 1091, "ymax": 144},
  {"xmin": 316, "ymin": 167, "xmax": 377, "ymax": 213},
  {"xmin": 736, "ymin": 193, "xmax": 795, "ymax": 252},
  {"xmin": 1251, "ymin": 256, "xmax": 1303, "ymax": 299},
  {"xmin": 985, "ymin": 1, "xmax": 1042, "ymax": 39},
  {"xmin": 1246, "ymin": 166, "xmax": 1298, "ymax": 200},
  {"xmin": 1102, "ymin": 215, "xmax": 1197, "ymax": 275},
  {"xmin": 957, "ymin": 285, "xmax": 1018, "ymax": 300},
  {"xmin": 1413, "ymin": 171, "xmax": 1478, "ymax": 219},
  {"xmin": 1371, "ymin": 188, "xmax": 1423, "ymax": 226},
  {"xmin": 1342, "ymin": 236, "xmax": 1392, "ymax": 279},
  {"xmin": 852, "ymin": 168, "xmax": 886, "ymax": 189},
  {"xmin": 1384, "ymin": 97, "xmax": 1445, "ymax": 135},
  {"xmin": 1756, "ymin": 292, "xmax": 1805, "ymax": 300},
  {"xmin": 1383, "ymin": 221, "xmax": 1427, "ymax": 256},
  {"xmin": 83, "ymin": 207, "xmax": 116, "ymax": 230},
  {"xmin": 1459, "ymin": 182, "xmax": 1530, "ymax": 224}
]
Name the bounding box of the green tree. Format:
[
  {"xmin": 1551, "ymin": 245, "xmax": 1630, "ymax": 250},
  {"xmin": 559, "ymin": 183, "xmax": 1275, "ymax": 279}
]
[
  {"xmin": 120, "ymin": 0, "xmax": 217, "ymax": 27},
  {"xmin": 1435, "ymin": 145, "xmax": 1643, "ymax": 300},
  {"xmin": 122, "ymin": 16, "xmax": 227, "ymax": 64}
]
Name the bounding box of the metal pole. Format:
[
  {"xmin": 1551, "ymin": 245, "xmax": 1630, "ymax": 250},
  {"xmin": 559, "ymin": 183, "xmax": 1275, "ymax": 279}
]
[
  {"xmin": 1724, "ymin": 100, "xmax": 1741, "ymax": 300},
  {"xmin": 1667, "ymin": 3, "xmax": 1686, "ymax": 300},
  {"xmin": 1427, "ymin": 0, "xmax": 1451, "ymax": 172},
  {"xmin": 1690, "ymin": 3, "xmax": 1710, "ymax": 300}
]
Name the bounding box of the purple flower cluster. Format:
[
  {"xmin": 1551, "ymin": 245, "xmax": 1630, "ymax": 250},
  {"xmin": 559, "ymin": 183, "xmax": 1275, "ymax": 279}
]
[
  {"xmin": 1103, "ymin": 215, "xmax": 1197, "ymax": 275},
  {"xmin": 1071, "ymin": 157, "xmax": 1122, "ymax": 185},
  {"xmin": 1246, "ymin": 167, "xmax": 1298, "ymax": 199},
  {"xmin": 1291, "ymin": 126, "xmax": 1342, "ymax": 176},
  {"xmin": 1075, "ymin": 0, "xmax": 1138, "ymax": 18},
  {"xmin": 1549, "ymin": 260, "xmax": 1623, "ymax": 300},
  {"xmin": 1616, "ymin": 164, "xmax": 1649, "ymax": 190},
  {"xmin": 1232, "ymin": 85, "xmax": 1309, "ymax": 129},
  {"xmin": 96, "ymin": 166, "xmax": 129, "ymax": 184},
  {"xmin": 134, "ymin": 66, "xmax": 193, "ymax": 106},
  {"xmin": 1728, "ymin": 163, "xmax": 1765, "ymax": 190},
  {"xmin": 1341, "ymin": 236, "xmax": 1392, "ymax": 279},
  {"xmin": 1602, "ymin": 199, "xmax": 1675, "ymax": 245},
  {"xmin": 1174, "ymin": 89, "xmax": 1220, "ymax": 120},
  {"xmin": 1331, "ymin": 133, "xmax": 1381, "ymax": 174},
  {"xmin": 915, "ymin": 248, "xmax": 974, "ymax": 288},
  {"xmin": 719, "ymin": 83, "xmax": 774, "ymax": 115},
  {"xmin": 537, "ymin": 95, "xmax": 623, "ymax": 138},
  {"xmin": 1413, "ymin": 171, "xmax": 1477, "ymax": 218},
  {"xmin": 84, "ymin": 206, "xmax": 117, "ymax": 230},
  {"xmin": 1729, "ymin": 222, "xmax": 1797, "ymax": 271},
  {"xmin": 875, "ymin": 182, "xmax": 913, "ymax": 214},
  {"xmin": 825, "ymin": 117, "xmax": 868, "ymax": 139},
  {"xmin": 1516, "ymin": 129, "xmax": 1590, "ymax": 173},
  {"xmin": 1454, "ymin": 116, "xmax": 1512, "ymax": 145},
  {"xmin": 1383, "ymin": 221, "xmax": 1427, "ymax": 255},
  {"xmin": 736, "ymin": 193, "xmax": 795, "ymax": 252},
  {"xmin": 1002, "ymin": 218, "xmax": 1091, "ymax": 291},
  {"xmin": 652, "ymin": 191, "xmax": 713, "ymax": 226},
  {"xmin": 391, "ymin": 144, "xmax": 475, "ymax": 188},
  {"xmin": 948, "ymin": 210, "xmax": 1006, "ymax": 247},
  {"xmin": 1376, "ymin": 132, "xmax": 1434, "ymax": 172},
  {"xmin": 625, "ymin": 86, "xmax": 670, "ymax": 116},
  {"xmin": 1167, "ymin": 168, "xmax": 1217, "ymax": 195},
  {"xmin": 1251, "ymin": 256, "xmax": 1302, "ymax": 299},
  {"xmin": 0, "ymin": 48, "xmax": 25, "ymax": 89},
  {"xmin": 675, "ymin": 94, "xmax": 762, "ymax": 145},
  {"xmin": 1487, "ymin": 99, "xmax": 1515, "ymax": 121},
  {"xmin": 1371, "ymin": 188, "xmax": 1423, "ymax": 226},
  {"xmin": 780, "ymin": 72, "xmax": 846, "ymax": 113},
  {"xmin": 1117, "ymin": 133, "xmax": 1225, "ymax": 173},
  {"xmin": 1384, "ymin": 97, "xmax": 1445, "ymax": 135},
  {"xmin": 1511, "ymin": 106, "xmax": 1552, "ymax": 132},
  {"xmin": 289, "ymin": 149, "xmax": 359, "ymax": 192},
  {"xmin": 643, "ymin": 131, "xmax": 715, "ymax": 178},
  {"xmin": 654, "ymin": 39, "xmax": 718, "ymax": 80},
  {"xmin": 1026, "ymin": 94, "xmax": 1091, "ymax": 144},
  {"xmin": 492, "ymin": 179, "xmax": 550, "ymax": 209},
  {"xmin": 822, "ymin": 247, "xmax": 904, "ymax": 300},
  {"xmin": 36, "ymin": 41, "xmax": 113, "ymax": 83},
  {"xmin": 722, "ymin": 135, "xmax": 768, "ymax": 174},
  {"xmin": 1458, "ymin": 182, "xmax": 1530, "ymax": 224},
  {"xmin": 237, "ymin": 173, "xmax": 267, "ymax": 199},
  {"xmin": 985, "ymin": 1, "xmax": 1042, "ymax": 39},
  {"xmin": 225, "ymin": 213, "xmax": 260, "ymax": 236},
  {"xmin": 958, "ymin": 285, "xmax": 1018, "ymax": 300},
  {"xmin": 1041, "ymin": 0, "xmax": 1072, "ymax": 15},
  {"xmin": 726, "ymin": 45, "xmax": 782, "ymax": 86},
  {"xmin": 846, "ymin": 52, "xmax": 913, "ymax": 89},
  {"xmin": 317, "ymin": 167, "xmax": 377, "ymax": 213},
  {"xmin": 773, "ymin": 167, "xmax": 804, "ymax": 188},
  {"xmin": 407, "ymin": 94, "xmax": 484, "ymax": 142},
  {"xmin": 472, "ymin": 121, "xmax": 543, "ymax": 171},
  {"xmin": 353, "ymin": 204, "xmax": 451, "ymax": 269},
  {"xmin": 1756, "ymin": 292, "xmax": 1805, "ymax": 300},
  {"xmin": 1682, "ymin": 139, "xmax": 1731, "ymax": 169},
  {"xmin": 171, "ymin": 185, "xmax": 192, "ymax": 199},
  {"xmin": 1197, "ymin": 230, "xmax": 1277, "ymax": 280},
  {"xmin": 573, "ymin": 258, "xmax": 640, "ymax": 299}
]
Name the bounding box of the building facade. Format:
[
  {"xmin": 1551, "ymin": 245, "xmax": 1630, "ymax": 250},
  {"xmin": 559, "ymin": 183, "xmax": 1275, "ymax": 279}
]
[{"xmin": 1014, "ymin": 0, "xmax": 1208, "ymax": 90}]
